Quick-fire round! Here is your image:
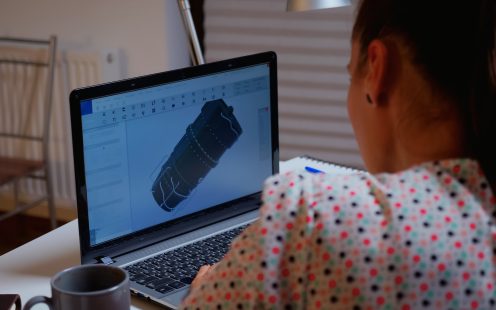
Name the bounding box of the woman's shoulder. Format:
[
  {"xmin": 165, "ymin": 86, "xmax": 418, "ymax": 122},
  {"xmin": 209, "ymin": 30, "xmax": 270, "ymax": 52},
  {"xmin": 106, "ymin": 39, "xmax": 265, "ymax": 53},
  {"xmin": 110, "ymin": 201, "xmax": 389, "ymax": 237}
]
[
  {"xmin": 264, "ymin": 168, "xmax": 369, "ymax": 196},
  {"xmin": 262, "ymin": 168, "xmax": 376, "ymax": 215},
  {"xmin": 374, "ymin": 158, "xmax": 493, "ymax": 200},
  {"xmin": 264, "ymin": 158, "xmax": 493, "ymax": 206}
]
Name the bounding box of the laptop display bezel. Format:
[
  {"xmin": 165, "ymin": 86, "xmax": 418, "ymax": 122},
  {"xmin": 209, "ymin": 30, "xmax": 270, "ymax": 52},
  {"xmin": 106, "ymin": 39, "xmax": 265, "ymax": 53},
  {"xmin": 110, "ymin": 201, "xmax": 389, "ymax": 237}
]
[{"xmin": 69, "ymin": 51, "xmax": 279, "ymax": 264}]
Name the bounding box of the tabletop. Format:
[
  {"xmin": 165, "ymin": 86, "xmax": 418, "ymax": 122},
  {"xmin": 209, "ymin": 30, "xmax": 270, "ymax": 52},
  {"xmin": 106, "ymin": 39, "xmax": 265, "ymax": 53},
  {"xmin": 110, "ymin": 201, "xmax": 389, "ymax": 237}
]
[{"xmin": 0, "ymin": 220, "xmax": 164, "ymax": 309}]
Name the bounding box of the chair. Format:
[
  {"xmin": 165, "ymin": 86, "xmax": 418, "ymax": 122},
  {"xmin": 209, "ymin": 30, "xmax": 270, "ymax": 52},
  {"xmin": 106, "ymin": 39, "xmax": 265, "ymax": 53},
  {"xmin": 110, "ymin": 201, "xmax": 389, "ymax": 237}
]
[{"xmin": 0, "ymin": 36, "xmax": 57, "ymax": 229}]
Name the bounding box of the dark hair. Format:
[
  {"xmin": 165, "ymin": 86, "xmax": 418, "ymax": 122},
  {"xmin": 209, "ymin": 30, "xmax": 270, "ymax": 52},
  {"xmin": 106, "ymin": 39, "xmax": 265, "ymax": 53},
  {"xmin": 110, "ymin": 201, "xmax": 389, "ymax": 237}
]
[{"xmin": 352, "ymin": 0, "xmax": 496, "ymax": 184}]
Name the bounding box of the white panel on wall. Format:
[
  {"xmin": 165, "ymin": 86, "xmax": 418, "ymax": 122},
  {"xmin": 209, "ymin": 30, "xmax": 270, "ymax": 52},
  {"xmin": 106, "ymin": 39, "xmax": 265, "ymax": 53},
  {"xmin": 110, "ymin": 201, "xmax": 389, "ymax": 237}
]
[{"xmin": 204, "ymin": 0, "xmax": 363, "ymax": 168}]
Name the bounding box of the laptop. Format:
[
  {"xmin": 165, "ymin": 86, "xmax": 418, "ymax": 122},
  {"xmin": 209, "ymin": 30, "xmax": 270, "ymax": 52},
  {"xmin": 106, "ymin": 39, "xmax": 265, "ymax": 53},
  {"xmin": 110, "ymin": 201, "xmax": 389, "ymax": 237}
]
[{"xmin": 69, "ymin": 51, "xmax": 279, "ymax": 309}]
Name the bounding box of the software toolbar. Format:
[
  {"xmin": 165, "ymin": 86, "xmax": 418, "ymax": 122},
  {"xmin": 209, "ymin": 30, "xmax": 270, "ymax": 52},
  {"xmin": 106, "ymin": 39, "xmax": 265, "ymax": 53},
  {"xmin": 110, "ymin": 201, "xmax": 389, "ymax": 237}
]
[{"xmin": 82, "ymin": 76, "xmax": 268, "ymax": 130}]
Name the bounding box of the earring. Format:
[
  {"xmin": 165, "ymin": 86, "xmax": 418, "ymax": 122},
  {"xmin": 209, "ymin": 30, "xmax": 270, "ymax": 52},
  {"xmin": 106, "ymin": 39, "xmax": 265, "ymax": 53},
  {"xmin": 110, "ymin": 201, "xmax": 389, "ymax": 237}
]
[{"xmin": 366, "ymin": 94, "xmax": 373, "ymax": 104}]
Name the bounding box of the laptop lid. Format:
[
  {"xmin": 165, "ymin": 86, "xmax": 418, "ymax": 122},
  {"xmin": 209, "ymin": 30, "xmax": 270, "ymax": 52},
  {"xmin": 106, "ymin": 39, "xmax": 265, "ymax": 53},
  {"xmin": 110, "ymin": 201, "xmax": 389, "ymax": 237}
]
[{"xmin": 70, "ymin": 51, "xmax": 279, "ymax": 264}]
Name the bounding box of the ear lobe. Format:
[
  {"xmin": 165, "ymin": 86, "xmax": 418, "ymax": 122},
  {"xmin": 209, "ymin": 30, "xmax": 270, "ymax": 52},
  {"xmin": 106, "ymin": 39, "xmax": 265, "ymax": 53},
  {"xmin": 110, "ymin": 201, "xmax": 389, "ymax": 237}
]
[{"xmin": 364, "ymin": 39, "xmax": 389, "ymax": 105}]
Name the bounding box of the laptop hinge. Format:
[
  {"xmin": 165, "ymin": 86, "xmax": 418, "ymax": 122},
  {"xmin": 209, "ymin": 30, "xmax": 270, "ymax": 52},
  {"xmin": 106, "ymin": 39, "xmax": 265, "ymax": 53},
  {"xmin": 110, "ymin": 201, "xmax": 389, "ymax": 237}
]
[{"xmin": 97, "ymin": 256, "xmax": 115, "ymax": 265}]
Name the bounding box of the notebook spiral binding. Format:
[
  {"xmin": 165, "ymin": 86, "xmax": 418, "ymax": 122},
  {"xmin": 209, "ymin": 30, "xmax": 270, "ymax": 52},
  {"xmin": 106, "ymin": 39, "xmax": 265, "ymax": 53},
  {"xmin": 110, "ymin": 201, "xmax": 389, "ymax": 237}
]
[
  {"xmin": 299, "ymin": 155, "xmax": 364, "ymax": 173},
  {"xmin": 280, "ymin": 155, "xmax": 365, "ymax": 175}
]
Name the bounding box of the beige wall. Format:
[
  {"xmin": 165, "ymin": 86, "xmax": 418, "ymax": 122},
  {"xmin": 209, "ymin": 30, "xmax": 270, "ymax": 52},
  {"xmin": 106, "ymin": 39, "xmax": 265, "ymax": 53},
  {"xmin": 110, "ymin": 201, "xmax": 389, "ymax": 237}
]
[
  {"xmin": 0, "ymin": 0, "xmax": 192, "ymax": 219},
  {"xmin": 0, "ymin": 0, "xmax": 190, "ymax": 78}
]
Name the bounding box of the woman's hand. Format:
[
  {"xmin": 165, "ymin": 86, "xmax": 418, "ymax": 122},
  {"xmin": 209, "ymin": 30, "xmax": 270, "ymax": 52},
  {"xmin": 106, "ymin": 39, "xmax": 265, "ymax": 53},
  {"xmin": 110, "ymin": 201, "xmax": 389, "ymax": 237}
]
[{"xmin": 191, "ymin": 264, "xmax": 217, "ymax": 288}]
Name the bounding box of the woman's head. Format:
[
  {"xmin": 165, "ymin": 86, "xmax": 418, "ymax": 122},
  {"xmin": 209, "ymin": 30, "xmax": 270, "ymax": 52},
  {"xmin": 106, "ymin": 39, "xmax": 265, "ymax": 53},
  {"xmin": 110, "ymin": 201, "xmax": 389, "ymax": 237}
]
[{"xmin": 347, "ymin": 0, "xmax": 496, "ymax": 181}]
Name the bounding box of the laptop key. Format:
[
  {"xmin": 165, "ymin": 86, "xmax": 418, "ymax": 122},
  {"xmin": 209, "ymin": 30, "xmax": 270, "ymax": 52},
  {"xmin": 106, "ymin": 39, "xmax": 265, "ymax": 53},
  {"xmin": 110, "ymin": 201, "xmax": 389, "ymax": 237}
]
[
  {"xmin": 146, "ymin": 277, "xmax": 175, "ymax": 289},
  {"xmin": 169, "ymin": 281, "xmax": 186, "ymax": 289},
  {"xmin": 180, "ymin": 277, "xmax": 194, "ymax": 284},
  {"xmin": 130, "ymin": 274, "xmax": 147, "ymax": 282},
  {"xmin": 156, "ymin": 285, "xmax": 175, "ymax": 294},
  {"xmin": 136, "ymin": 275, "xmax": 159, "ymax": 285}
]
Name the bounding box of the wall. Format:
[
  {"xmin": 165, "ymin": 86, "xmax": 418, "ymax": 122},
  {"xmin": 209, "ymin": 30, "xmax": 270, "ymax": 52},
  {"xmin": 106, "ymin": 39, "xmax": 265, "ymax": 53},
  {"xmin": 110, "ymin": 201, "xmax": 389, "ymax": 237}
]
[
  {"xmin": 0, "ymin": 0, "xmax": 190, "ymax": 79},
  {"xmin": 205, "ymin": 0, "xmax": 362, "ymax": 167},
  {"xmin": 0, "ymin": 0, "xmax": 191, "ymax": 218}
]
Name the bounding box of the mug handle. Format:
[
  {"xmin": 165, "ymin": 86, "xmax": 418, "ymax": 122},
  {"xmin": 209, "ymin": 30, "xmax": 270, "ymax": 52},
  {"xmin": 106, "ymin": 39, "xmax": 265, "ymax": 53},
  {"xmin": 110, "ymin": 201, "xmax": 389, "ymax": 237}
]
[{"xmin": 23, "ymin": 296, "xmax": 53, "ymax": 310}]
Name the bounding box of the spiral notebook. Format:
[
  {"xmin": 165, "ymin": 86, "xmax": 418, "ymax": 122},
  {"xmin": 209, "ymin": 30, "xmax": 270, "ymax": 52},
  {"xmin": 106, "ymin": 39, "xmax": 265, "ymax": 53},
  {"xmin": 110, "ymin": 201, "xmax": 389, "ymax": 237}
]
[{"xmin": 280, "ymin": 155, "xmax": 365, "ymax": 175}]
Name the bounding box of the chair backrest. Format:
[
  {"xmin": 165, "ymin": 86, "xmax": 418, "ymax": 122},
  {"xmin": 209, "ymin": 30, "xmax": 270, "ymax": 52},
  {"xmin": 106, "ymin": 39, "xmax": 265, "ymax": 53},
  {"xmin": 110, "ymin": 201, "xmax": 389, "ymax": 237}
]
[{"xmin": 0, "ymin": 36, "xmax": 57, "ymax": 162}]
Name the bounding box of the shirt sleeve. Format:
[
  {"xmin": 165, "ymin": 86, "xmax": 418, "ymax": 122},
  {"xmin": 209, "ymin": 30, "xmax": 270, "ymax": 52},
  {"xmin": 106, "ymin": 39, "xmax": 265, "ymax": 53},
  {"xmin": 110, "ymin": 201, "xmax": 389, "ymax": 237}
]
[{"xmin": 180, "ymin": 170, "xmax": 317, "ymax": 309}]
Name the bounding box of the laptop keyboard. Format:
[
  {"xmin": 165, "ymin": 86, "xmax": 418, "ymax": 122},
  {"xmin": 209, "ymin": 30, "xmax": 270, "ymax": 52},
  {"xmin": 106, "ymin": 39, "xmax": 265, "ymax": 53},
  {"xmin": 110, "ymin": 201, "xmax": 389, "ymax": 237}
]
[{"xmin": 124, "ymin": 224, "xmax": 248, "ymax": 295}]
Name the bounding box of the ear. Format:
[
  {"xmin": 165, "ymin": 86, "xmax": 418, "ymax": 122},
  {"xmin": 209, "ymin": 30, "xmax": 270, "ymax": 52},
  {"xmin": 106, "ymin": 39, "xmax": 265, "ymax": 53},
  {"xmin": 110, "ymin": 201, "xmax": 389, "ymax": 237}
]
[{"xmin": 364, "ymin": 39, "xmax": 389, "ymax": 105}]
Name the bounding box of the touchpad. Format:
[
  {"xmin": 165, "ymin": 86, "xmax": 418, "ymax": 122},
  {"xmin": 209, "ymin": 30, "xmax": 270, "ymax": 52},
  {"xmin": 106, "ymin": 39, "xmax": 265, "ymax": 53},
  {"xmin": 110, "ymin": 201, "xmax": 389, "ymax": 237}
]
[{"xmin": 162, "ymin": 288, "xmax": 189, "ymax": 309}]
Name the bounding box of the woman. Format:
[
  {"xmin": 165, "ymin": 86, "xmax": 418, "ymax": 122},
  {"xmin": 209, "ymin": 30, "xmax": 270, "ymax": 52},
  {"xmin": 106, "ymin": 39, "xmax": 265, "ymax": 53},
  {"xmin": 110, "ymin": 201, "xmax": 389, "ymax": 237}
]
[{"xmin": 181, "ymin": 0, "xmax": 496, "ymax": 308}]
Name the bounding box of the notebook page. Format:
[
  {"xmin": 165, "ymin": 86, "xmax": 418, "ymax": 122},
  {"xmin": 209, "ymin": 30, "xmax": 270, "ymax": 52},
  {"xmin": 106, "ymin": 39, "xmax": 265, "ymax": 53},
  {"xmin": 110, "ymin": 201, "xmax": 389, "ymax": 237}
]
[{"xmin": 280, "ymin": 156, "xmax": 365, "ymax": 175}]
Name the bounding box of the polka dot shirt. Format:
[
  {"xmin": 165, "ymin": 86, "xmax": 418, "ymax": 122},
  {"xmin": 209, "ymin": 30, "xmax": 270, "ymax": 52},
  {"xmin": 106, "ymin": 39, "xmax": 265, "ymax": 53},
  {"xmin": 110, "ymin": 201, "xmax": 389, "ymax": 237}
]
[{"xmin": 181, "ymin": 158, "xmax": 496, "ymax": 309}]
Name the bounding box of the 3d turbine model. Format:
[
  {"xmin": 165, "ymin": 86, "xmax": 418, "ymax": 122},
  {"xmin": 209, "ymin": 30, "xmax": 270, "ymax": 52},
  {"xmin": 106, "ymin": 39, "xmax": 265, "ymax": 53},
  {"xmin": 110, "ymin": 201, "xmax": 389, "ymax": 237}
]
[{"xmin": 151, "ymin": 99, "xmax": 243, "ymax": 212}]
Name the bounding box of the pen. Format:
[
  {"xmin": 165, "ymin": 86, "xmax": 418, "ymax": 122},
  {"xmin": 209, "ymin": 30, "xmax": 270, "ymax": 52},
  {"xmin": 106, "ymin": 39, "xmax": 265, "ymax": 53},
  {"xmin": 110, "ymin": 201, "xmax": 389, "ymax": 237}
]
[{"xmin": 305, "ymin": 166, "xmax": 324, "ymax": 174}]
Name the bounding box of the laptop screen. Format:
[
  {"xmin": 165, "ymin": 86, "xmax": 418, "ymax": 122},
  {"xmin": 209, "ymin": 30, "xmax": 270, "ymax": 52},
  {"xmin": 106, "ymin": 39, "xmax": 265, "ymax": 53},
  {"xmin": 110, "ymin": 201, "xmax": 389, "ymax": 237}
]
[{"xmin": 73, "ymin": 54, "xmax": 277, "ymax": 248}]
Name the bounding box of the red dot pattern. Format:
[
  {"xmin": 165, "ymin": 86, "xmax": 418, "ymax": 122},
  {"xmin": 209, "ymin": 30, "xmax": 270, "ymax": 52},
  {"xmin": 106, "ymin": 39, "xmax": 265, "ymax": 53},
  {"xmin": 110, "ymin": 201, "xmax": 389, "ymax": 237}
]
[{"xmin": 181, "ymin": 159, "xmax": 496, "ymax": 309}]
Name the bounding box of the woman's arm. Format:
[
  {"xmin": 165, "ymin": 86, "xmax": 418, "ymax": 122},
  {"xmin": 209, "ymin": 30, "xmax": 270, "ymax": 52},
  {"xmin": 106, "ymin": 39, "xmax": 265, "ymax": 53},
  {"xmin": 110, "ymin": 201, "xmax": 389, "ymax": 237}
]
[{"xmin": 180, "ymin": 171, "xmax": 316, "ymax": 309}]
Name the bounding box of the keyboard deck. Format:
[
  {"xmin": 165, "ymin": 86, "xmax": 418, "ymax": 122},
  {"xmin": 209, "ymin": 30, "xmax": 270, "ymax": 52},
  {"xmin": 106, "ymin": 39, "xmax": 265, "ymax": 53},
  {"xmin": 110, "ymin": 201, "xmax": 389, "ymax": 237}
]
[{"xmin": 124, "ymin": 224, "xmax": 247, "ymax": 295}]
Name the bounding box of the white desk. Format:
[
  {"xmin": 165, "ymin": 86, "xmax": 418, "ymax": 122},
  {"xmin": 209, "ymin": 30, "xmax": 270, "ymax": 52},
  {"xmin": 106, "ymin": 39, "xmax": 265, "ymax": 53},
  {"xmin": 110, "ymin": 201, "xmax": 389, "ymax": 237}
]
[
  {"xmin": 0, "ymin": 161, "xmax": 304, "ymax": 309},
  {"xmin": 0, "ymin": 220, "xmax": 163, "ymax": 309}
]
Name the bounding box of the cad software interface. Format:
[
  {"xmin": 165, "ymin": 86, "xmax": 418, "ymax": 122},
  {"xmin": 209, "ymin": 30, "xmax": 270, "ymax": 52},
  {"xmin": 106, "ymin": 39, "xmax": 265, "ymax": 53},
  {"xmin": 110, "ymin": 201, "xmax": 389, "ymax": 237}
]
[{"xmin": 80, "ymin": 64, "xmax": 272, "ymax": 246}]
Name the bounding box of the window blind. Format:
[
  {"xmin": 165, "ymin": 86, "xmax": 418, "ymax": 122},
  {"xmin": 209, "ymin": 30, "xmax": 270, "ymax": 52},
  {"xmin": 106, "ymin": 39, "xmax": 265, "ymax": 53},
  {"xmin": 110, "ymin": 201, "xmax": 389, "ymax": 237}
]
[{"xmin": 204, "ymin": 0, "xmax": 363, "ymax": 168}]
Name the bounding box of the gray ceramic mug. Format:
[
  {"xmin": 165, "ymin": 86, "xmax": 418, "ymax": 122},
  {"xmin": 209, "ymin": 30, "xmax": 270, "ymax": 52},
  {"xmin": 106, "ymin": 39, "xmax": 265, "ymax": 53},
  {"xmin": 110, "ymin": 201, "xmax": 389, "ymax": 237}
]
[{"xmin": 23, "ymin": 264, "xmax": 130, "ymax": 310}]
